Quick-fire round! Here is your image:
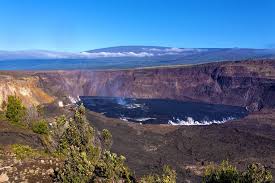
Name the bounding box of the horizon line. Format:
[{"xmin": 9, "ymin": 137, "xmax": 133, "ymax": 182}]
[{"xmin": 0, "ymin": 46, "xmax": 274, "ymax": 53}]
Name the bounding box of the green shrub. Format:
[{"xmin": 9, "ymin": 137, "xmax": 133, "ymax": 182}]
[
  {"xmin": 56, "ymin": 115, "xmax": 67, "ymax": 127},
  {"xmin": 55, "ymin": 105, "xmax": 99, "ymax": 182},
  {"xmin": 102, "ymin": 129, "xmax": 112, "ymax": 149},
  {"xmin": 203, "ymin": 160, "xmax": 239, "ymax": 183},
  {"xmin": 162, "ymin": 165, "xmax": 177, "ymax": 183},
  {"xmin": 93, "ymin": 151, "xmax": 133, "ymax": 182},
  {"xmin": 11, "ymin": 144, "xmax": 40, "ymax": 159},
  {"xmin": 55, "ymin": 105, "xmax": 135, "ymax": 183},
  {"xmin": 241, "ymin": 163, "xmax": 272, "ymax": 183},
  {"xmin": 5, "ymin": 95, "xmax": 26, "ymax": 124},
  {"xmin": 32, "ymin": 120, "xmax": 49, "ymax": 134},
  {"xmin": 56, "ymin": 146, "xmax": 95, "ymax": 183},
  {"xmin": 141, "ymin": 165, "xmax": 177, "ymax": 183},
  {"xmin": 203, "ymin": 161, "xmax": 273, "ymax": 183},
  {"xmin": 0, "ymin": 112, "xmax": 6, "ymax": 121},
  {"xmin": 141, "ymin": 174, "xmax": 159, "ymax": 183}
]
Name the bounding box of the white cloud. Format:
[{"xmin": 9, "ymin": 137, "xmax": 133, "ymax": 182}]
[
  {"xmin": 164, "ymin": 47, "xmax": 185, "ymax": 52},
  {"xmin": 0, "ymin": 47, "xmax": 207, "ymax": 60},
  {"xmin": 80, "ymin": 51, "xmax": 154, "ymax": 58},
  {"xmin": 143, "ymin": 47, "xmax": 205, "ymax": 55},
  {"xmin": 144, "ymin": 47, "xmax": 184, "ymax": 52}
]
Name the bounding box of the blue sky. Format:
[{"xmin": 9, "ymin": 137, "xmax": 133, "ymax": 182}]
[{"xmin": 0, "ymin": 0, "xmax": 274, "ymax": 52}]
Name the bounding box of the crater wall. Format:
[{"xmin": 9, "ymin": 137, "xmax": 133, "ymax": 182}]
[{"xmin": 1, "ymin": 60, "xmax": 275, "ymax": 111}]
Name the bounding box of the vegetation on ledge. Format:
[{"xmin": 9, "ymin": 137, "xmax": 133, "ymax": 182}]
[
  {"xmin": 140, "ymin": 165, "xmax": 177, "ymax": 183},
  {"xmin": 53, "ymin": 104, "xmax": 135, "ymax": 182},
  {"xmin": 11, "ymin": 144, "xmax": 45, "ymax": 160},
  {"xmin": 1, "ymin": 95, "xmax": 273, "ymax": 183},
  {"xmin": 203, "ymin": 160, "xmax": 272, "ymax": 183},
  {"xmin": 5, "ymin": 95, "xmax": 26, "ymax": 124}
]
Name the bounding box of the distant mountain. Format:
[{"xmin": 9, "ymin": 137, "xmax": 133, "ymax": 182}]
[
  {"xmin": 0, "ymin": 46, "xmax": 275, "ymax": 70},
  {"xmin": 84, "ymin": 46, "xmax": 206, "ymax": 58},
  {"xmin": 84, "ymin": 46, "xmax": 275, "ymax": 62},
  {"xmin": 87, "ymin": 46, "xmax": 171, "ymax": 53},
  {"xmin": 1, "ymin": 46, "xmax": 274, "ymax": 61}
]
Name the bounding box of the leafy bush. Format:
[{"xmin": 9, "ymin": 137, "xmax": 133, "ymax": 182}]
[
  {"xmin": 241, "ymin": 163, "xmax": 272, "ymax": 183},
  {"xmin": 32, "ymin": 120, "xmax": 49, "ymax": 134},
  {"xmin": 162, "ymin": 165, "xmax": 177, "ymax": 183},
  {"xmin": 101, "ymin": 129, "xmax": 112, "ymax": 149},
  {"xmin": 141, "ymin": 165, "xmax": 177, "ymax": 183},
  {"xmin": 93, "ymin": 151, "xmax": 133, "ymax": 182},
  {"xmin": 56, "ymin": 146, "xmax": 95, "ymax": 183},
  {"xmin": 58, "ymin": 104, "xmax": 95, "ymax": 155},
  {"xmin": 56, "ymin": 115, "xmax": 67, "ymax": 127},
  {"xmin": 203, "ymin": 161, "xmax": 273, "ymax": 183},
  {"xmin": 54, "ymin": 104, "xmax": 100, "ymax": 182},
  {"xmin": 0, "ymin": 112, "xmax": 6, "ymax": 121},
  {"xmin": 55, "ymin": 104, "xmax": 135, "ymax": 183},
  {"xmin": 11, "ymin": 144, "xmax": 40, "ymax": 159},
  {"xmin": 203, "ymin": 160, "xmax": 239, "ymax": 183},
  {"xmin": 5, "ymin": 95, "xmax": 26, "ymax": 124},
  {"xmin": 141, "ymin": 174, "xmax": 158, "ymax": 183}
]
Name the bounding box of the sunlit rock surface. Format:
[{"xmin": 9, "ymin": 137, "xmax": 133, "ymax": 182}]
[{"xmin": 0, "ymin": 60, "xmax": 275, "ymax": 112}]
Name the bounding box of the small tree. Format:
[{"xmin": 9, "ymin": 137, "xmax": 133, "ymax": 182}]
[
  {"xmin": 55, "ymin": 104, "xmax": 135, "ymax": 183},
  {"xmin": 101, "ymin": 129, "xmax": 112, "ymax": 149},
  {"xmin": 56, "ymin": 146, "xmax": 95, "ymax": 183},
  {"xmin": 5, "ymin": 95, "xmax": 26, "ymax": 124},
  {"xmin": 241, "ymin": 163, "xmax": 272, "ymax": 183},
  {"xmin": 93, "ymin": 151, "xmax": 133, "ymax": 182},
  {"xmin": 203, "ymin": 161, "xmax": 273, "ymax": 183},
  {"xmin": 203, "ymin": 160, "xmax": 240, "ymax": 183},
  {"xmin": 32, "ymin": 120, "xmax": 49, "ymax": 135},
  {"xmin": 55, "ymin": 104, "xmax": 99, "ymax": 182},
  {"xmin": 141, "ymin": 165, "xmax": 177, "ymax": 183},
  {"xmin": 162, "ymin": 165, "xmax": 177, "ymax": 183}
]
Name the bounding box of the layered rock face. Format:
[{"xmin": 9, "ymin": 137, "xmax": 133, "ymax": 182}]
[
  {"xmin": 34, "ymin": 60, "xmax": 275, "ymax": 111},
  {"xmin": 0, "ymin": 73, "xmax": 54, "ymax": 110},
  {"xmin": 1, "ymin": 60, "xmax": 275, "ymax": 111}
]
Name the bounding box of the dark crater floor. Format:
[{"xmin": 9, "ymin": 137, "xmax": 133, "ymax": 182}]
[
  {"xmin": 80, "ymin": 96, "xmax": 248, "ymax": 125},
  {"xmin": 86, "ymin": 109, "xmax": 275, "ymax": 182}
]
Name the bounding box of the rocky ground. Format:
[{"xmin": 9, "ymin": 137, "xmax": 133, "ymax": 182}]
[
  {"xmin": 0, "ymin": 111, "xmax": 60, "ymax": 183},
  {"xmin": 86, "ymin": 109, "xmax": 275, "ymax": 182},
  {"xmin": 0, "ymin": 105, "xmax": 275, "ymax": 182},
  {"xmin": 0, "ymin": 149, "xmax": 58, "ymax": 183},
  {"xmin": 0, "ymin": 59, "xmax": 275, "ymax": 182}
]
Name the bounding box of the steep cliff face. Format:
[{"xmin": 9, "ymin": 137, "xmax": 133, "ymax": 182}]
[
  {"xmin": 1, "ymin": 60, "xmax": 275, "ymax": 111},
  {"xmin": 0, "ymin": 73, "xmax": 54, "ymax": 110},
  {"xmin": 33, "ymin": 60, "xmax": 275, "ymax": 111}
]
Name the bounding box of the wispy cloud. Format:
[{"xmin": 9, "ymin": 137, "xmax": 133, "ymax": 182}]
[
  {"xmin": 80, "ymin": 51, "xmax": 154, "ymax": 58},
  {"xmin": 0, "ymin": 47, "xmax": 205, "ymax": 60}
]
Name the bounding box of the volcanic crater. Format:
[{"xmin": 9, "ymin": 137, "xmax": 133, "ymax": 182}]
[{"xmin": 1, "ymin": 59, "xmax": 275, "ymax": 182}]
